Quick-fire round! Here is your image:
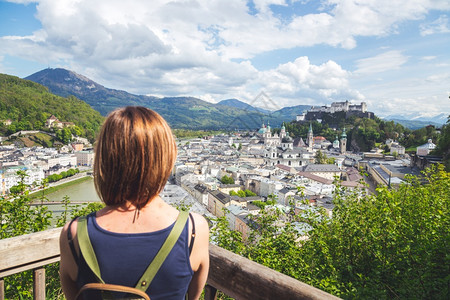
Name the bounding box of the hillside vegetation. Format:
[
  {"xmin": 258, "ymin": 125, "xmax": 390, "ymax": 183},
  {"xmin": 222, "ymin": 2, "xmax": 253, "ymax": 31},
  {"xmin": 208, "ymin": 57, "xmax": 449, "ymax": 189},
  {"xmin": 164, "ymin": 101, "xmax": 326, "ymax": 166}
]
[{"xmin": 0, "ymin": 74, "xmax": 104, "ymax": 141}]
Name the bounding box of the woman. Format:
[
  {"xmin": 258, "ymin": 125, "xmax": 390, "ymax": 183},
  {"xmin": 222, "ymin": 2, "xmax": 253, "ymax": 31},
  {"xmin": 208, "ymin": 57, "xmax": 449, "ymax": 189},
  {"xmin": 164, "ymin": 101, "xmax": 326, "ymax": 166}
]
[{"xmin": 59, "ymin": 106, "xmax": 209, "ymax": 300}]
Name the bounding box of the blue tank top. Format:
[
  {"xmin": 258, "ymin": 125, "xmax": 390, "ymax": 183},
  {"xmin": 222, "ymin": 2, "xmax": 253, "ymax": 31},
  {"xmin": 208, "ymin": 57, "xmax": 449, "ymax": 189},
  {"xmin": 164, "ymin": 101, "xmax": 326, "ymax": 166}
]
[{"xmin": 76, "ymin": 212, "xmax": 193, "ymax": 299}]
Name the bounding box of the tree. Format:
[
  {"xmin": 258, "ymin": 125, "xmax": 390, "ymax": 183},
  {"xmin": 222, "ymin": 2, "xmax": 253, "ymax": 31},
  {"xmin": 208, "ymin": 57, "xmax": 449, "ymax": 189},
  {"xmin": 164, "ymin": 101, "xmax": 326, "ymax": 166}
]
[
  {"xmin": 237, "ymin": 190, "xmax": 246, "ymax": 197},
  {"xmin": 220, "ymin": 175, "xmax": 235, "ymax": 184},
  {"xmin": 433, "ymin": 115, "xmax": 450, "ymax": 171},
  {"xmin": 314, "ymin": 150, "xmax": 327, "ymax": 164},
  {"xmin": 244, "ymin": 189, "xmax": 256, "ymax": 197}
]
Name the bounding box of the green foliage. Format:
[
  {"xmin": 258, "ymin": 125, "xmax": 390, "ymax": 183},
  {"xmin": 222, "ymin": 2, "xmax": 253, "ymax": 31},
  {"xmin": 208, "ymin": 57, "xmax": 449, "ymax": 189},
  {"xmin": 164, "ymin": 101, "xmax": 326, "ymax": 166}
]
[
  {"xmin": 172, "ymin": 129, "xmax": 222, "ymax": 139},
  {"xmin": 433, "ymin": 115, "xmax": 450, "ymax": 171},
  {"xmin": 212, "ymin": 165, "xmax": 450, "ymax": 299},
  {"xmin": 314, "ymin": 150, "xmax": 326, "ymax": 164},
  {"xmin": 47, "ymin": 168, "xmax": 79, "ymax": 183},
  {"xmin": 0, "ymin": 74, "xmax": 103, "ymax": 141},
  {"xmin": 173, "ymin": 198, "xmax": 193, "ymax": 212},
  {"xmin": 301, "ymin": 165, "xmax": 450, "ymax": 298},
  {"xmin": 403, "ymin": 124, "xmax": 439, "ymax": 149},
  {"xmin": 210, "ymin": 213, "xmax": 244, "ymax": 254},
  {"xmin": 0, "ymin": 171, "xmax": 104, "ymax": 299},
  {"xmin": 229, "ymin": 189, "xmax": 256, "ymax": 197},
  {"xmin": 252, "ymin": 199, "xmax": 277, "ymax": 209},
  {"xmin": 244, "ymin": 189, "xmax": 256, "ymax": 197},
  {"xmin": 220, "ymin": 175, "xmax": 235, "ymax": 184}
]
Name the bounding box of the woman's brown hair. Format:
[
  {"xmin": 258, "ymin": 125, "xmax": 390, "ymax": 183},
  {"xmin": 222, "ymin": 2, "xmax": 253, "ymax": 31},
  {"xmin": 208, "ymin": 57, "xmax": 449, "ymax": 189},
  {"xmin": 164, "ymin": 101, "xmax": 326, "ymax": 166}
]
[{"xmin": 94, "ymin": 106, "xmax": 177, "ymax": 208}]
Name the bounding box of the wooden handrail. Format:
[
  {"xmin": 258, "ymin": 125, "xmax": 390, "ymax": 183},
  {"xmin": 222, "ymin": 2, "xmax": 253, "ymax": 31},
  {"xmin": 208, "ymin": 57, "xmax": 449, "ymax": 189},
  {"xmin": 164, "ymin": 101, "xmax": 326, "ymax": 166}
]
[{"xmin": 0, "ymin": 228, "xmax": 340, "ymax": 300}]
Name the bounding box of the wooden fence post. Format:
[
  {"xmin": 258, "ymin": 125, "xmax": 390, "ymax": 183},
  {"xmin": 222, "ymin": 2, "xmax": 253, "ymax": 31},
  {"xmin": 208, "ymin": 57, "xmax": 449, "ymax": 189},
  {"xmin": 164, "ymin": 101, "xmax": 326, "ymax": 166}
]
[
  {"xmin": 0, "ymin": 278, "xmax": 4, "ymax": 300},
  {"xmin": 33, "ymin": 268, "xmax": 45, "ymax": 300},
  {"xmin": 204, "ymin": 284, "xmax": 217, "ymax": 300}
]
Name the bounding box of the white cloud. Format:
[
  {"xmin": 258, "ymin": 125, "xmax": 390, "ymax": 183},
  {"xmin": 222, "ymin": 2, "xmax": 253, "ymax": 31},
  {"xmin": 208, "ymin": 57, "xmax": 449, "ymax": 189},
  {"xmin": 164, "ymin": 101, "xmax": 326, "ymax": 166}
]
[
  {"xmin": 255, "ymin": 56, "xmax": 364, "ymax": 107},
  {"xmin": 354, "ymin": 51, "xmax": 409, "ymax": 75},
  {"xmin": 1, "ymin": 0, "xmax": 450, "ymax": 116},
  {"xmin": 420, "ymin": 15, "xmax": 450, "ymax": 35}
]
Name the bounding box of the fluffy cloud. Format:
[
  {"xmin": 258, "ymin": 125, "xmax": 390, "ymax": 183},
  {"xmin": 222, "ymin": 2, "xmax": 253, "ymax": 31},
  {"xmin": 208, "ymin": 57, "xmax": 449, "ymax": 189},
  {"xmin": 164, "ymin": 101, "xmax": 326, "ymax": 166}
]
[
  {"xmin": 255, "ymin": 56, "xmax": 363, "ymax": 108},
  {"xmin": 1, "ymin": 0, "xmax": 449, "ymax": 116}
]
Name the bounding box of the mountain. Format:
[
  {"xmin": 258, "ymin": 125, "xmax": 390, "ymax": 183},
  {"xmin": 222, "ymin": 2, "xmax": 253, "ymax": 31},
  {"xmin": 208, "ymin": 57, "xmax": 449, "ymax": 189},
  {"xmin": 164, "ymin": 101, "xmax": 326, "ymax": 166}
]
[
  {"xmin": 218, "ymin": 99, "xmax": 272, "ymax": 114},
  {"xmin": 270, "ymin": 105, "xmax": 311, "ymax": 122},
  {"xmin": 0, "ymin": 73, "xmax": 104, "ymax": 141},
  {"xmin": 25, "ymin": 68, "xmax": 157, "ymax": 116},
  {"xmin": 383, "ymin": 112, "xmax": 449, "ymax": 129},
  {"xmin": 387, "ymin": 119, "xmax": 443, "ymax": 130},
  {"xmin": 25, "ymin": 68, "xmax": 309, "ymax": 130}
]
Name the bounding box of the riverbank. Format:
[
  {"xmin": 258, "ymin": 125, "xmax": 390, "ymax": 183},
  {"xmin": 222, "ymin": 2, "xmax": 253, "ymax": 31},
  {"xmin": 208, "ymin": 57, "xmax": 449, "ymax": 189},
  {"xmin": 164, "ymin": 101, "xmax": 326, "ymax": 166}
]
[{"xmin": 29, "ymin": 176, "xmax": 92, "ymax": 201}]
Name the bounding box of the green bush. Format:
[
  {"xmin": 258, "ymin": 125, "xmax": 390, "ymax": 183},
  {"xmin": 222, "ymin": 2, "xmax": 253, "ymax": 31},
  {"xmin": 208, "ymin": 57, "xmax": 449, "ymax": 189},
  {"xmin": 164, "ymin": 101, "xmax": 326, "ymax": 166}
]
[
  {"xmin": 212, "ymin": 165, "xmax": 450, "ymax": 299},
  {"xmin": 0, "ymin": 171, "xmax": 103, "ymax": 299}
]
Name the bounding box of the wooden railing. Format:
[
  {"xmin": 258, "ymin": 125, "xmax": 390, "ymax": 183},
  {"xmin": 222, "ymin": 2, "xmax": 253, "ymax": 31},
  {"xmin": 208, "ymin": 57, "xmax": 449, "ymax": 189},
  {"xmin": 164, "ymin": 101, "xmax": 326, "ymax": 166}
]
[{"xmin": 0, "ymin": 229, "xmax": 340, "ymax": 300}]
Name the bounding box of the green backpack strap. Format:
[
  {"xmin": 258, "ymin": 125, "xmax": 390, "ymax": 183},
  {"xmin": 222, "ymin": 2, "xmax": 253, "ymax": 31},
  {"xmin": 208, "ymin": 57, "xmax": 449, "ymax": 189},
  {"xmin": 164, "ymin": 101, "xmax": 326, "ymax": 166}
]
[
  {"xmin": 77, "ymin": 216, "xmax": 105, "ymax": 283},
  {"xmin": 135, "ymin": 210, "xmax": 189, "ymax": 291}
]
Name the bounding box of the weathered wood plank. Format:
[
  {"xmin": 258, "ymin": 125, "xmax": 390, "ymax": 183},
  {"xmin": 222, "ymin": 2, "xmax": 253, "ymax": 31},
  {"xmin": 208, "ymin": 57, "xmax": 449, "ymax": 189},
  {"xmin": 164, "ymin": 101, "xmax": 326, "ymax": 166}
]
[
  {"xmin": 207, "ymin": 244, "xmax": 341, "ymax": 300},
  {"xmin": 33, "ymin": 268, "xmax": 45, "ymax": 300},
  {"xmin": 0, "ymin": 228, "xmax": 61, "ymax": 277},
  {"xmin": 0, "ymin": 256, "xmax": 60, "ymax": 278}
]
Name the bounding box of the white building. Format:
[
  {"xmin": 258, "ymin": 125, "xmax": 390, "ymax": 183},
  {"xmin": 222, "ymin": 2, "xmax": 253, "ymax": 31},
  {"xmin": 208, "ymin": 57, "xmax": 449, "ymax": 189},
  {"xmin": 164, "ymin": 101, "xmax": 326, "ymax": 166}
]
[
  {"xmin": 74, "ymin": 150, "xmax": 94, "ymax": 166},
  {"xmin": 416, "ymin": 139, "xmax": 436, "ymax": 156}
]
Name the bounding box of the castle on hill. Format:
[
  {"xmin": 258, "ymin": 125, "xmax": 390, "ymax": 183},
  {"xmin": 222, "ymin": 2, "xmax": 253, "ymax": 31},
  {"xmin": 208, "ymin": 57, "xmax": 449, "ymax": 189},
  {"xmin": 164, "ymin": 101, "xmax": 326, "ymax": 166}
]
[{"xmin": 297, "ymin": 100, "xmax": 373, "ymax": 122}]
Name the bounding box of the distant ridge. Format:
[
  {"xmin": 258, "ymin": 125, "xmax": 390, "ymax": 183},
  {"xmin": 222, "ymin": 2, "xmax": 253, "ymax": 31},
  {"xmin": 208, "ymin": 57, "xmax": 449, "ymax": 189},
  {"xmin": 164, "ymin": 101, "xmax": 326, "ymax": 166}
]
[
  {"xmin": 25, "ymin": 68, "xmax": 311, "ymax": 130},
  {"xmin": 386, "ymin": 118, "xmax": 444, "ymax": 130},
  {"xmin": 218, "ymin": 98, "xmax": 272, "ymax": 114}
]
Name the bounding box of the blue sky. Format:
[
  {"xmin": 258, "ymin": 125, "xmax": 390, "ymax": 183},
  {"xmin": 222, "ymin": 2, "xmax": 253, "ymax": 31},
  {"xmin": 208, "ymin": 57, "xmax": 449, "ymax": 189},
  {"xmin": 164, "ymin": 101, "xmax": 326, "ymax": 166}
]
[{"xmin": 0, "ymin": 0, "xmax": 449, "ymax": 120}]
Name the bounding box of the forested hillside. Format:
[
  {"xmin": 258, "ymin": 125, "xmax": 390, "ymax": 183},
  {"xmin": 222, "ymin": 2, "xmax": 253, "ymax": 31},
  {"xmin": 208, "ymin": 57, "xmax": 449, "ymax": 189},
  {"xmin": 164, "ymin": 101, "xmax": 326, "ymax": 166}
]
[{"xmin": 0, "ymin": 74, "xmax": 104, "ymax": 141}]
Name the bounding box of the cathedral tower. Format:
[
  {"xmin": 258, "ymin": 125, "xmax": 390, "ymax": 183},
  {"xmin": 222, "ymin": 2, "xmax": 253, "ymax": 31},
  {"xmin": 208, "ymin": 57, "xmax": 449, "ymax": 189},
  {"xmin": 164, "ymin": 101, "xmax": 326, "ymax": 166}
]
[
  {"xmin": 340, "ymin": 127, "xmax": 347, "ymax": 154},
  {"xmin": 307, "ymin": 122, "xmax": 314, "ymax": 151}
]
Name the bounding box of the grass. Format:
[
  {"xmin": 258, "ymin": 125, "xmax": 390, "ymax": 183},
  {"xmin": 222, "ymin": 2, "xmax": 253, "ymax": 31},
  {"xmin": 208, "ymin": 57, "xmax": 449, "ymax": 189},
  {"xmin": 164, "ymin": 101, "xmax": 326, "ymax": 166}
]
[{"xmin": 29, "ymin": 176, "xmax": 91, "ymax": 200}]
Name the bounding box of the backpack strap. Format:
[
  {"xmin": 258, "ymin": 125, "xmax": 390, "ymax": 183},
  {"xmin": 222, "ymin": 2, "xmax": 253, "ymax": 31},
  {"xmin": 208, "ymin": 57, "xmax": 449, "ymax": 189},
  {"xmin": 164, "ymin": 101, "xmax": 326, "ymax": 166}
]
[
  {"xmin": 77, "ymin": 283, "xmax": 150, "ymax": 300},
  {"xmin": 77, "ymin": 215, "xmax": 105, "ymax": 283},
  {"xmin": 67, "ymin": 217, "xmax": 79, "ymax": 264},
  {"xmin": 135, "ymin": 210, "xmax": 189, "ymax": 291},
  {"xmin": 188, "ymin": 213, "xmax": 196, "ymax": 255}
]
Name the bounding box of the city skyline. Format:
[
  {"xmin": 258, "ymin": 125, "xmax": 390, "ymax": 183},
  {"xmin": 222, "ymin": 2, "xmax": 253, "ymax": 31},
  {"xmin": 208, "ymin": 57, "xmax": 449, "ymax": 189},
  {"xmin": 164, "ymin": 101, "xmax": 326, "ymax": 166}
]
[{"xmin": 0, "ymin": 0, "xmax": 449, "ymax": 119}]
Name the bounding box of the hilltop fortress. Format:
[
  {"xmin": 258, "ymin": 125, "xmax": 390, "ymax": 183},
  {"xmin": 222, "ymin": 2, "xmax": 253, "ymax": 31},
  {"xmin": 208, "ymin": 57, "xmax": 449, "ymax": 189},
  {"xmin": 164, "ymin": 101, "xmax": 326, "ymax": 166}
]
[{"xmin": 297, "ymin": 101, "xmax": 373, "ymax": 121}]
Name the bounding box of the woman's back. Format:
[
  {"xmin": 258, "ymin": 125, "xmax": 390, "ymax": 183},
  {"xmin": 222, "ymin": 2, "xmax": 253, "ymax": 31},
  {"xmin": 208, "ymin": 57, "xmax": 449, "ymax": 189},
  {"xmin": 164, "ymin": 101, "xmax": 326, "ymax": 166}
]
[{"xmin": 76, "ymin": 209, "xmax": 193, "ymax": 299}]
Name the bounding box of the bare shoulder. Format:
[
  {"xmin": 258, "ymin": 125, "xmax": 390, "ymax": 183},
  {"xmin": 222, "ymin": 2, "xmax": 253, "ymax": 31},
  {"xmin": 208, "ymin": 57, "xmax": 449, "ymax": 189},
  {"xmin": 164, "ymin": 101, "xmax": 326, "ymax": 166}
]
[
  {"xmin": 190, "ymin": 212, "xmax": 209, "ymax": 236},
  {"xmin": 190, "ymin": 212, "xmax": 208, "ymax": 226}
]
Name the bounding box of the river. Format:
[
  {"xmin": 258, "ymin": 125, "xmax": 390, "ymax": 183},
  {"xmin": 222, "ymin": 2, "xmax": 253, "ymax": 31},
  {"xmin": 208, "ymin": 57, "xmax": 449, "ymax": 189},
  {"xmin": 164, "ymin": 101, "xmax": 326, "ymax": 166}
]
[
  {"xmin": 46, "ymin": 177, "xmax": 100, "ymax": 203},
  {"xmin": 45, "ymin": 178, "xmax": 100, "ymax": 218}
]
